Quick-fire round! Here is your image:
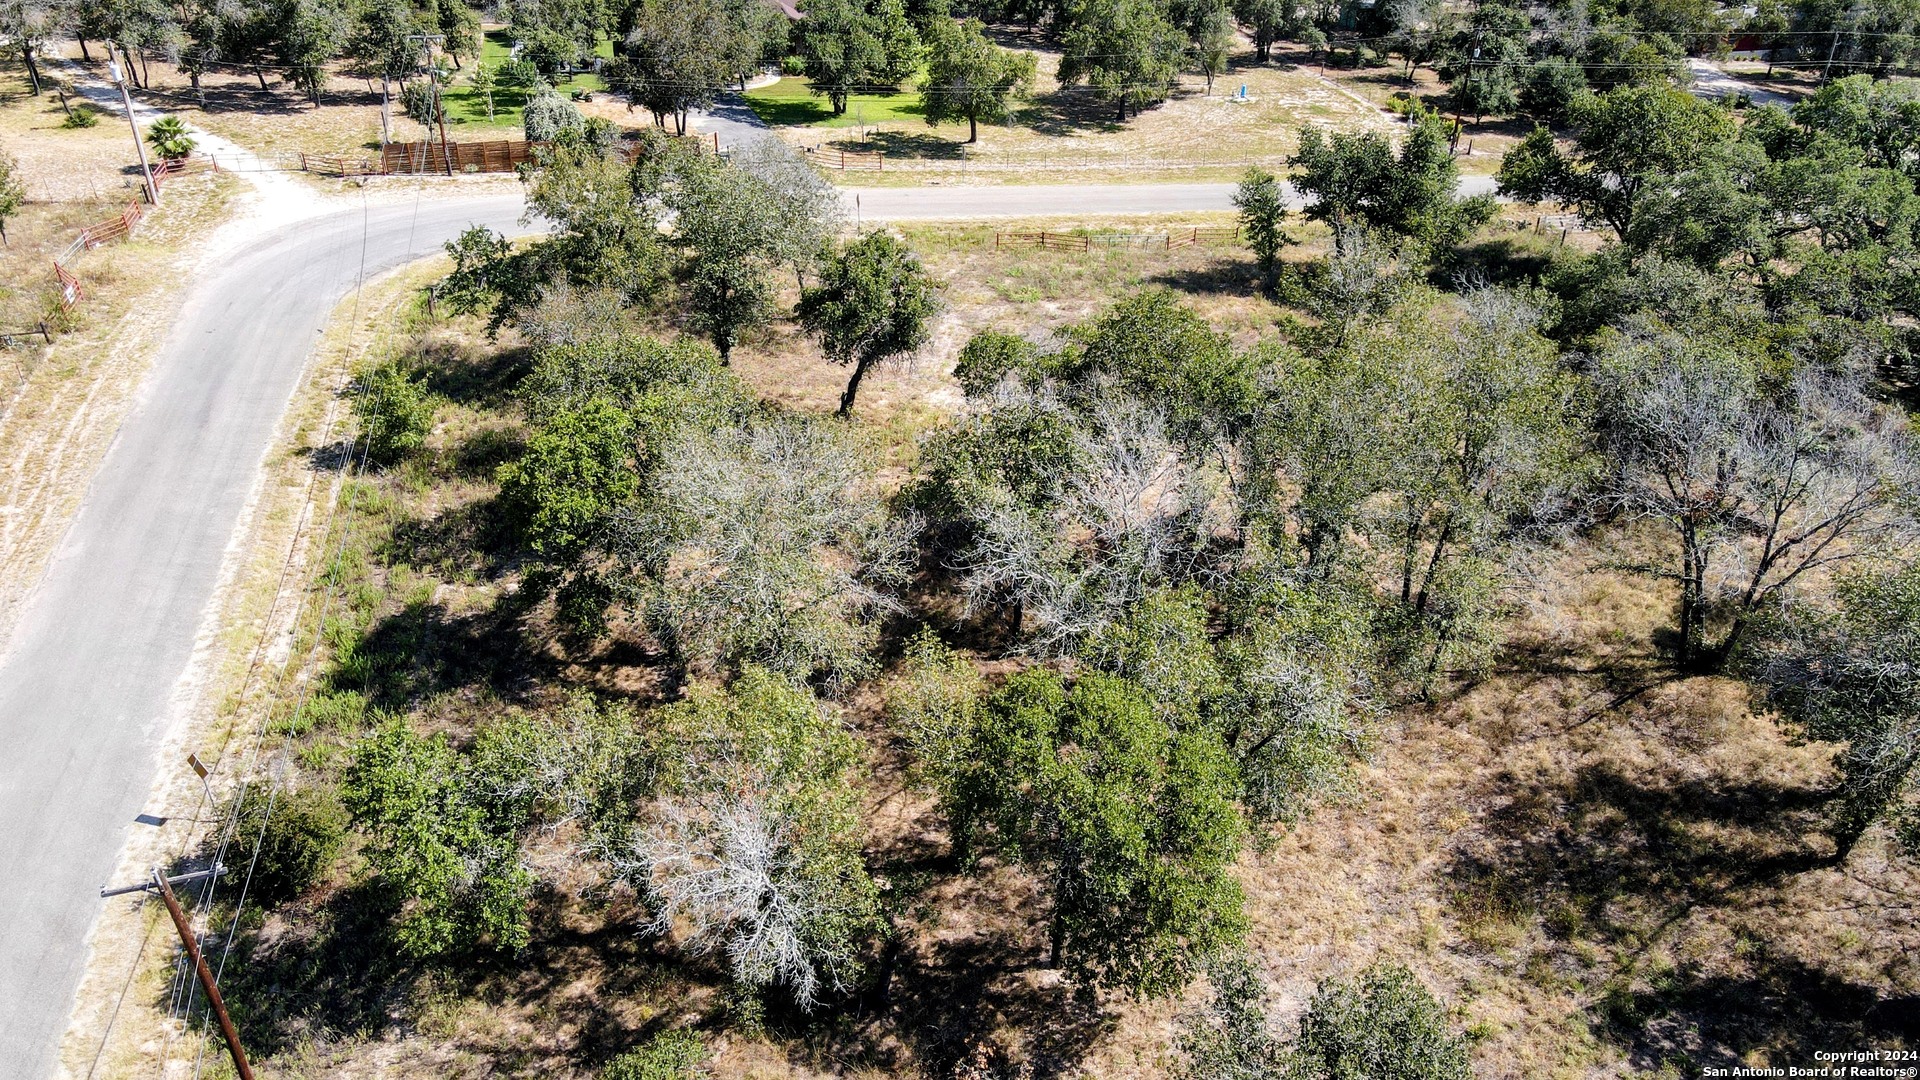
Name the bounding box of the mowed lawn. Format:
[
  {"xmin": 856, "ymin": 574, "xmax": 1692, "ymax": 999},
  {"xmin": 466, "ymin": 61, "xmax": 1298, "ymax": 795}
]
[
  {"xmin": 438, "ymin": 28, "xmax": 615, "ymax": 130},
  {"xmin": 742, "ymin": 75, "xmax": 927, "ymax": 128}
]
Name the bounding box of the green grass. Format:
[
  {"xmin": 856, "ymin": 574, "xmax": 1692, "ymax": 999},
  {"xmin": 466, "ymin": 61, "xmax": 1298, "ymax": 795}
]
[
  {"xmin": 440, "ymin": 28, "xmax": 613, "ymax": 131},
  {"xmin": 742, "ymin": 76, "xmax": 925, "ymax": 128}
]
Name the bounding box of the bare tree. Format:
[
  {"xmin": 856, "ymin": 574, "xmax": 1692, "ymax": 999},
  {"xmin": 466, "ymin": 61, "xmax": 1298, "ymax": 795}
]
[
  {"xmin": 731, "ymin": 135, "xmax": 846, "ymax": 289},
  {"xmin": 957, "ymin": 392, "xmax": 1231, "ymax": 654},
  {"xmin": 1597, "ymin": 322, "xmax": 1920, "ymax": 668},
  {"xmin": 615, "ymin": 416, "xmax": 915, "ymax": 685},
  {"xmin": 628, "ymin": 786, "xmax": 863, "ymax": 1008}
]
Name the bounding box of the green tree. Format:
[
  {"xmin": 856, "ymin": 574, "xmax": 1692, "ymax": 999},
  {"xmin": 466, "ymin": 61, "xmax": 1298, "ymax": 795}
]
[
  {"xmin": 1291, "ymin": 104, "xmax": 1493, "ymax": 255},
  {"xmin": 1194, "ymin": 3, "xmax": 1234, "ymax": 94},
  {"xmin": 666, "ymin": 154, "xmax": 785, "ymax": 363},
  {"xmin": 1057, "ymin": 0, "xmax": 1186, "ymax": 121},
  {"xmin": 798, "ymin": 0, "xmax": 888, "ymax": 115},
  {"xmin": 617, "ymin": 0, "xmax": 759, "ymax": 132},
  {"xmin": 517, "ymin": 135, "xmax": 670, "ymax": 306},
  {"xmin": 342, "ymin": 721, "xmax": 535, "ymax": 957},
  {"xmin": 1751, "ymin": 563, "xmax": 1920, "ymax": 860},
  {"xmin": 1520, "ymin": 55, "xmax": 1590, "ymax": 126},
  {"xmin": 1234, "ymin": 0, "xmax": 1288, "ymax": 61},
  {"xmin": 1496, "ymin": 85, "xmax": 1738, "ymax": 245},
  {"xmin": 222, "ymin": 783, "xmax": 349, "ymax": 904},
  {"xmin": 945, "ymin": 669, "xmax": 1248, "ymax": 996},
  {"xmin": 524, "ymin": 83, "xmax": 586, "ymax": 140},
  {"xmin": 467, "ymin": 62, "xmax": 498, "ymax": 121},
  {"xmin": 434, "ymin": 0, "xmax": 479, "ymax": 66},
  {"xmin": 797, "ymin": 231, "xmax": 941, "ymax": 417},
  {"xmin": 1287, "ymin": 963, "xmax": 1473, "ymax": 1080},
  {"xmin": 1437, "ymin": 0, "xmax": 1528, "ymax": 119},
  {"xmin": 1794, "ymin": 75, "xmax": 1920, "ymax": 176},
  {"xmin": 868, "ymin": 0, "xmax": 921, "ymax": 83},
  {"xmin": 1235, "ymin": 165, "xmax": 1292, "ymax": 291},
  {"xmin": 0, "ymin": 146, "xmax": 26, "ymax": 246},
  {"xmin": 496, "ymin": 397, "xmax": 638, "ymax": 558},
  {"xmin": 347, "ymin": 0, "xmax": 424, "ymax": 141},
  {"xmin": 627, "ymin": 668, "xmax": 882, "ymax": 1009},
  {"xmin": 0, "ymin": 0, "xmax": 67, "ymax": 95},
  {"xmin": 919, "ymin": 16, "xmax": 1036, "ymax": 142},
  {"xmin": 278, "ymin": 0, "xmax": 351, "ymax": 104}
]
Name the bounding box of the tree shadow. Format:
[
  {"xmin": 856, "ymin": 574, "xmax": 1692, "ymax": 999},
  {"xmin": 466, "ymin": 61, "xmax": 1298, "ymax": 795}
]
[
  {"xmin": 385, "ymin": 498, "xmax": 517, "ymax": 578},
  {"xmin": 1443, "ymin": 748, "xmax": 1905, "ymax": 1067},
  {"xmin": 827, "ymin": 130, "xmax": 964, "ymax": 161},
  {"xmin": 216, "ymin": 878, "xmax": 423, "ymax": 1054},
  {"xmin": 416, "ymin": 339, "xmax": 535, "ymax": 410},
  {"xmin": 1436, "ymin": 234, "xmax": 1559, "ymax": 291},
  {"xmin": 334, "ymin": 597, "xmax": 543, "ymax": 710},
  {"xmin": 1149, "ymin": 257, "xmax": 1261, "ymax": 298}
]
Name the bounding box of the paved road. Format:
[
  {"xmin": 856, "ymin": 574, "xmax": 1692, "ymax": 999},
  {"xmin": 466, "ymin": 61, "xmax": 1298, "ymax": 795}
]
[{"xmin": 0, "ymin": 195, "xmax": 531, "ymax": 1080}]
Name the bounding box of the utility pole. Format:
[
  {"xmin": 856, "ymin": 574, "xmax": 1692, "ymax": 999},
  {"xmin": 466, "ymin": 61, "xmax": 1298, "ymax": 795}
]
[
  {"xmin": 407, "ymin": 34, "xmax": 455, "ymax": 176},
  {"xmin": 108, "ymin": 57, "xmax": 159, "ymax": 205},
  {"xmin": 100, "ymin": 866, "xmax": 252, "ymax": 1080},
  {"xmin": 1822, "ymin": 27, "xmax": 1840, "ymax": 82}
]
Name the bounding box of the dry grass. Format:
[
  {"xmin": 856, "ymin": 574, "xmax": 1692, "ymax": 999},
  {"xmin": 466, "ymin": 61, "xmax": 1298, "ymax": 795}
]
[
  {"xmin": 49, "ymin": 40, "xmax": 534, "ymax": 162},
  {"xmin": 0, "ymin": 63, "xmax": 243, "ymax": 644},
  {"xmin": 778, "ymin": 32, "xmax": 1395, "ymax": 187},
  {"xmin": 65, "ymin": 207, "xmax": 1918, "ymax": 1080},
  {"xmin": 1298, "ymin": 48, "xmax": 1524, "ymax": 177}
]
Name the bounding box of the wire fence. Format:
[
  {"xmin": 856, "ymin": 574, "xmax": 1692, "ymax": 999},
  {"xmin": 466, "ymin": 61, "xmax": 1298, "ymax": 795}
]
[{"xmin": 994, "ymin": 226, "xmax": 1243, "ymax": 252}]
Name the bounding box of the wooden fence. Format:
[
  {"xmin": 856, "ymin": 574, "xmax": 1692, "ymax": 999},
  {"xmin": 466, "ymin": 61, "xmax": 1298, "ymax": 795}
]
[
  {"xmin": 995, "ymin": 227, "xmax": 1240, "ymax": 252},
  {"xmin": 383, "ymin": 139, "xmax": 538, "ymax": 174},
  {"xmin": 299, "ymin": 140, "xmax": 540, "ymax": 177}
]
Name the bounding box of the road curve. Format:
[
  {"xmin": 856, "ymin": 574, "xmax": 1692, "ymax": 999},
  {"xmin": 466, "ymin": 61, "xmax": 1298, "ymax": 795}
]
[{"xmin": 0, "ymin": 194, "xmax": 530, "ymax": 1079}]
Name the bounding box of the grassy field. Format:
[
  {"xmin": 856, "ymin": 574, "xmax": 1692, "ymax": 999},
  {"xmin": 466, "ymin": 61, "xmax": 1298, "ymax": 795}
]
[
  {"xmin": 439, "ymin": 28, "xmax": 614, "ymax": 129},
  {"xmin": 761, "ymin": 33, "xmax": 1395, "ymax": 185}
]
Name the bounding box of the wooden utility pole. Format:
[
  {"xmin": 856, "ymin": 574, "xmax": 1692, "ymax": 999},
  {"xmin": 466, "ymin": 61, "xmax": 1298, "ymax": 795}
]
[
  {"xmin": 153, "ymin": 870, "xmax": 255, "ymax": 1080},
  {"xmin": 408, "ymin": 34, "xmax": 455, "ymax": 176},
  {"xmin": 108, "ymin": 57, "xmax": 159, "ymax": 206},
  {"xmin": 100, "ymin": 866, "xmax": 252, "ymax": 1080}
]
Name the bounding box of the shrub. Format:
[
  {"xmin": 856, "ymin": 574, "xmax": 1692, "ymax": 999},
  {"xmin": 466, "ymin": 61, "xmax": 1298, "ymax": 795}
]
[
  {"xmin": 400, "ymin": 80, "xmax": 445, "ymax": 127},
  {"xmin": 600, "ymin": 1030, "xmax": 705, "ymax": 1080},
  {"xmin": 1288, "ymin": 963, "xmax": 1473, "ymax": 1080},
  {"xmin": 62, "ymin": 104, "xmax": 99, "ymax": 129},
  {"xmin": 496, "ymin": 57, "xmax": 542, "ymax": 90},
  {"xmin": 523, "ymin": 86, "xmax": 585, "ymax": 142},
  {"xmin": 145, "ymin": 115, "xmax": 196, "ymax": 161},
  {"xmin": 223, "ymin": 784, "xmax": 350, "ymax": 903},
  {"xmin": 353, "ymin": 361, "xmax": 436, "ymax": 464}
]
